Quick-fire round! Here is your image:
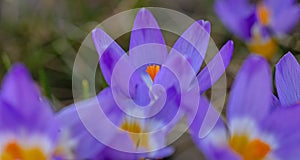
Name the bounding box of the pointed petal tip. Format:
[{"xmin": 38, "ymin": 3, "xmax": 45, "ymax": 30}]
[
  {"xmin": 9, "ymin": 63, "xmax": 27, "ymax": 71},
  {"xmin": 91, "ymin": 27, "xmax": 117, "ymax": 57},
  {"xmin": 12, "ymin": 62, "xmax": 26, "ymax": 69},
  {"xmin": 91, "ymin": 28, "xmax": 101, "ymax": 41},
  {"xmin": 138, "ymin": 7, "xmax": 150, "ymax": 14},
  {"xmin": 236, "ymin": 54, "xmax": 270, "ymax": 80},
  {"xmin": 283, "ymin": 51, "xmax": 294, "ymax": 58},
  {"xmin": 277, "ymin": 52, "xmax": 297, "ymax": 66},
  {"xmin": 133, "ymin": 8, "xmax": 159, "ymax": 30},
  {"xmin": 197, "ymin": 40, "xmax": 234, "ymax": 93},
  {"xmin": 219, "ymin": 40, "xmax": 234, "ymax": 59},
  {"xmin": 227, "ymin": 40, "xmax": 234, "ymax": 52},
  {"xmin": 228, "ymin": 40, "xmax": 234, "ymax": 46},
  {"xmin": 223, "ymin": 40, "xmax": 234, "ymax": 50},
  {"xmin": 6, "ymin": 63, "xmax": 30, "ymax": 80},
  {"xmin": 91, "ymin": 27, "xmax": 100, "ymax": 34},
  {"xmin": 91, "ymin": 28, "xmax": 106, "ymax": 39},
  {"xmin": 285, "ymin": 51, "xmax": 293, "ymax": 56},
  {"xmin": 137, "ymin": 8, "xmax": 154, "ymax": 18},
  {"xmin": 136, "ymin": 8, "xmax": 153, "ymax": 21},
  {"xmin": 196, "ymin": 20, "xmax": 211, "ymax": 33},
  {"xmin": 3, "ymin": 64, "xmax": 32, "ymax": 88},
  {"xmin": 275, "ymin": 51, "xmax": 300, "ymax": 106},
  {"xmin": 91, "ymin": 28, "xmax": 113, "ymax": 41}
]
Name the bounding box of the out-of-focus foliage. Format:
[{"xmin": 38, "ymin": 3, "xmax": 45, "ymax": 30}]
[{"xmin": 0, "ymin": 0, "xmax": 123, "ymax": 107}]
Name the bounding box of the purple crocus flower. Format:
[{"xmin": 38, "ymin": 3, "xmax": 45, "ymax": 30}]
[
  {"xmin": 57, "ymin": 8, "xmax": 233, "ymax": 159},
  {"xmin": 215, "ymin": 0, "xmax": 300, "ymax": 59},
  {"xmin": 0, "ymin": 64, "xmax": 76, "ymax": 159},
  {"xmin": 190, "ymin": 55, "xmax": 300, "ymax": 159},
  {"xmin": 275, "ymin": 52, "xmax": 300, "ymax": 107}
]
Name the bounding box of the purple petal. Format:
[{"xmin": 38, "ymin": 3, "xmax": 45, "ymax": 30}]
[
  {"xmin": 92, "ymin": 29, "xmax": 140, "ymax": 107},
  {"xmin": 189, "ymin": 96, "xmax": 238, "ymax": 160},
  {"xmin": 56, "ymin": 104, "xmax": 105, "ymax": 159},
  {"xmin": 271, "ymin": 94, "xmax": 280, "ymax": 110},
  {"xmin": 262, "ymin": 104, "xmax": 300, "ymax": 159},
  {"xmin": 189, "ymin": 96, "xmax": 225, "ymax": 139},
  {"xmin": 227, "ymin": 55, "xmax": 272, "ymax": 123},
  {"xmin": 129, "ymin": 69, "xmax": 151, "ymax": 106},
  {"xmin": 92, "ymin": 28, "xmax": 127, "ymax": 85},
  {"xmin": 147, "ymin": 147, "xmax": 174, "ymax": 159},
  {"xmin": 154, "ymin": 52, "xmax": 196, "ymax": 126},
  {"xmin": 197, "ymin": 40, "xmax": 234, "ymax": 93},
  {"xmin": 198, "ymin": 144, "xmax": 241, "ymax": 160},
  {"xmin": 129, "ymin": 8, "xmax": 168, "ymax": 61},
  {"xmin": 265, "ymin": 0, "xmax": 297, "ymax": 11},
  {"xmin": 157, "ymin": 47, "xmax": 199, "ymax": 91},
  {"xmin": 215, "ymin": 0, "xmax": 256, "ymax": 40},
  {"xmin": 56, "ymin": 88, "xmax": 124, "ymax": 159},
  {"xmin": 98, "ymin": 146, "xmax": 173, "ymax": 160},
  {"xmin": 96, "ymin": 147, "xmax": 138, "ymax": 160},
  {"xmin": 127, "ymin": 8, "xmax": 171, "ymax": 106},
  {"xmin": 169, "ymin": 20, "xmax": 211, "ymax": 72},
  {"xmin": 1, "ymin": 64, "xmax": 42, "ymax": 118},
  {"xmin": 270, "ymin": 5, "xmax": 300, "ymax": 35},
  {"xmin": 109, "ymin": 53, "xmax": 154, "ymax": 112},
  {"xmin": 275, "ymin": 52, "xmax": 300, "ymax": 106},
  {"xmin": 150, "ymin": 82, "xmax": 181, "ymax": 127},
  {"xmin": 0, "ymin": 64, "xmax": 57, "ymax": 137},
  {"xmin": 0, "ymin": 100, "xmax": 23, "ymax": 131},
  {"xmin": 192, "ymin": 122, "xmax": 240, "ymax": 160}
]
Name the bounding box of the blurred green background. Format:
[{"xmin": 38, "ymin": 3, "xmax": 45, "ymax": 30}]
[{"xmin": 0, "ymin": 0, "xmax": 299, "ymax": 159}]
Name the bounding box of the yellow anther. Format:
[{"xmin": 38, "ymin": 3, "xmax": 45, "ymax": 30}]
[{"xmin": 121, "ymin": 120, "xmax": 150, "ymax": 150}]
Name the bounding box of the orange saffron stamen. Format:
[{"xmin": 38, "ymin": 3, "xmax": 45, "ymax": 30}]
[
  {"xmin": 257, "ymin": 4, "xmax": 270, "ymax": 26},
  {"xmin": 146, "ymin": 64, "xmax": 160, "ymax": 82}
]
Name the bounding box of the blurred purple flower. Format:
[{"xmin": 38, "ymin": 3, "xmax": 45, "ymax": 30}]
[
  {"xmin": 215, "ymin": 0, "xmax": 300, "ymax": 59},
  {"xmin": 0, "ymin": 64, "xmax": 75, "ymax": 159},
  {"xmin": 57, "ymin": 8, "xmax": 233, "ymax": 159},
  {"xmin": 275, "ymin": 52, "xmax": 300, "ymax": 106},
  {"xmin": 190, "ymin": 55, "xmax": 300, "ymax": 159}
]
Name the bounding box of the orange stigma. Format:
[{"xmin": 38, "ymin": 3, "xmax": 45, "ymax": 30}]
[
  {"xmin": 146, "ymin": 64, "xmax": 160, "ymax": 82},
  {"xmin": 257, "ymin": 4, "xmax": 270, "ymax": 26},
  {"xmin": 229, "ymin": 134, "xmax": 271, "ymax": 160}
]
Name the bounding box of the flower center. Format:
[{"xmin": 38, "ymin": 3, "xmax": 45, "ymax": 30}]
[
  {"xmin": 248, "ymin": 29, "xmax": 277, "ymax": 60},
  {"xmin": 121, "ymin": 120, "xmax": 142, "ymax": 133},
  {"xmin": 229, "ymin": 134, "xmax": 271, "ymax": 160},
  {"xmin": 146, "ymin": 64, "xmax": 160, "ymax": 82},
  {"xmin": 257, "ymin": 4, "xmax": 270, "ymax": 26},
  {"xmin": 1, "ymin": 141, "xmax": 47, "ymax": 160},
  {"xmin": 121, "ymin": 120, "xmax": 149, "ymax": 149}
]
